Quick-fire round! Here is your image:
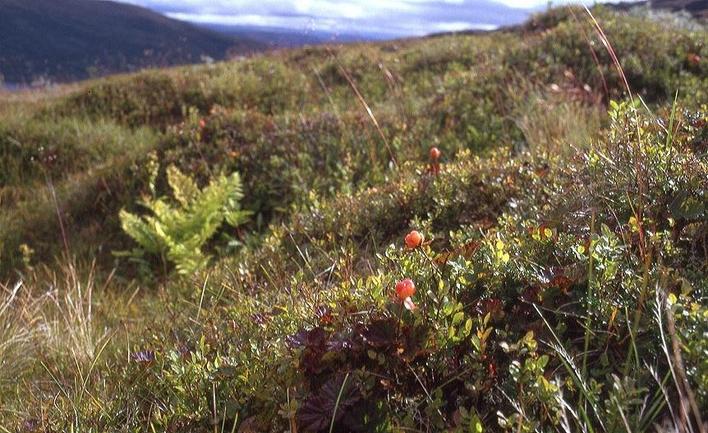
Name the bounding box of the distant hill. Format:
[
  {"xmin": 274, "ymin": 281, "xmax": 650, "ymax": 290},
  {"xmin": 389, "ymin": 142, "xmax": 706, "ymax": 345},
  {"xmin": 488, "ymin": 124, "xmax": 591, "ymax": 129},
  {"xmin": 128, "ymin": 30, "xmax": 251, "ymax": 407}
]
[
  {"xmin": 652, "ymin": 0, "xmax": 708, "ymax": 17},
  {"xmin": 0, "ymin": 0, "xmax": 266, "ymax": 84},
  {"xmin": 608, "ymin": 0, "xmax": 708, "ymax": 18},
  {"xmin": 200, "ymin": 24, "xmax": 384, "ymax": 49}
]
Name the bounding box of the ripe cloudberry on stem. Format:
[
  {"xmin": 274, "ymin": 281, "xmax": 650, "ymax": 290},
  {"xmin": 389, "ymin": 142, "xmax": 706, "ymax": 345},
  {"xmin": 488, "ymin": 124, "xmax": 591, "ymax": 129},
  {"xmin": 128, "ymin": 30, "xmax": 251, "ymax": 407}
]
[
  {"xmin": 430, "ymin": 147, "xmax": 441, "ymax": 160},
  {"xmin": 395, "ymin": 278, "xmax": 416, "ymax": 300},
  {"xmin": 687, "ymin": 53, "xmax": 701, "ymax": 66},
  {"xmin": 429, "ymin": 147, "xmax": 441, "ymax": 175},
  {"xmin": 404, "ymin": 230, "xmax": 424, "ymax": 249}
]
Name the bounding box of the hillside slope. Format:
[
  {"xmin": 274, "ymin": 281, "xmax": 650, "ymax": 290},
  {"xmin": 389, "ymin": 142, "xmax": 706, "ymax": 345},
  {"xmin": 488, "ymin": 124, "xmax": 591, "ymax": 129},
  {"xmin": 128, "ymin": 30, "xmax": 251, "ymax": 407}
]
[
  {"xmin": 0, "ymin": 7, "xmax": 705, "ymax": 432},
  {"xmin": 0, "ymin": 6, "xmax": 706, "ymax": 276},
  {"xmin": 0, "ymin": 0, "xmax": 265, "ymax": 84}
]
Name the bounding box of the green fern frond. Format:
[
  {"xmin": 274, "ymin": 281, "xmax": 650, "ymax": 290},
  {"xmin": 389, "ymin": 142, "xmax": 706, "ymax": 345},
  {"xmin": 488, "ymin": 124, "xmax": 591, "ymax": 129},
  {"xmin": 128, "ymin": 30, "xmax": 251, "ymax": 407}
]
[
  {"xmin": 116, "ymin": 165, "xmax": 249, "ymax": 276},
  {"xmin": 118, "ymin": 209, "xmax": 163, "ymax": 254},
  {"xmin": 167, "ymin": 165, "xmax": 199, "ymax": 209}
]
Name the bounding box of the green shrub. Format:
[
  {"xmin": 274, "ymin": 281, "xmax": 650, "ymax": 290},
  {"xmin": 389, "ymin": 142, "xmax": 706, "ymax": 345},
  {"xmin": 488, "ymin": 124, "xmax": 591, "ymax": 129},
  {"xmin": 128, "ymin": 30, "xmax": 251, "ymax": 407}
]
[{"xmin": 509, "ymin": 7, "xmax": 708, "ymax": 104}]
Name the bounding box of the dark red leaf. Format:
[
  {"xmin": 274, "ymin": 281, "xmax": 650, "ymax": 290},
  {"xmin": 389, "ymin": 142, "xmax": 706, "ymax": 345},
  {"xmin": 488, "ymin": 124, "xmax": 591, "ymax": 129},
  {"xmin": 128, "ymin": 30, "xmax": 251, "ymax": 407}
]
[{"xmin": 298, "ymin": 374, "xmax": 360, "ymax": 432}]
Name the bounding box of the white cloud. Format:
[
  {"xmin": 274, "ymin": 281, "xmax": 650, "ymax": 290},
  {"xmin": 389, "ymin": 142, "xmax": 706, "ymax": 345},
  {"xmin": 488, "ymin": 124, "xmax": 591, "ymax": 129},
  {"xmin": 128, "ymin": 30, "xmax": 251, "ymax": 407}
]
[
  {"xmin": 430, "ymin": 21, "xmax": 497, "ymax": 32},
  {"xmin": 116, "ymin": 0, "xmax": 632, "ymax": 36},
  {"xmin": 167, "ymin": 12, "xmax": 336, "ymax": 30}
]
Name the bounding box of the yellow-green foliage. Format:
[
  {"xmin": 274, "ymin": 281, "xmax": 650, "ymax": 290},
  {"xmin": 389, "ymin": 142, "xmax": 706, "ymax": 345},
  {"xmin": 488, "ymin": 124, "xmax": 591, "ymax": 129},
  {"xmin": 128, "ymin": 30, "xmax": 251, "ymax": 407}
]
[{"xmin": 119, "ymin": 160, "xmax": 249, "ymax": 274}]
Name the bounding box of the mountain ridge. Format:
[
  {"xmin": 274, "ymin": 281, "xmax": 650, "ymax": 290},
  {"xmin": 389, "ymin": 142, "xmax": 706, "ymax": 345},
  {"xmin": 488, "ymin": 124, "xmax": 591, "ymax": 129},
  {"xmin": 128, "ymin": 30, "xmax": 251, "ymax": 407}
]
[
  {"xmin": 607, "ymin": 0, "xmax": 708, "ymax": 17},
  {"xmin": 653, "ymin": 0, "xmax": 708, "ymax": 17},
  {"xmin": 0, "ymin": 0, "xmax": 265, "ymax": 84}
]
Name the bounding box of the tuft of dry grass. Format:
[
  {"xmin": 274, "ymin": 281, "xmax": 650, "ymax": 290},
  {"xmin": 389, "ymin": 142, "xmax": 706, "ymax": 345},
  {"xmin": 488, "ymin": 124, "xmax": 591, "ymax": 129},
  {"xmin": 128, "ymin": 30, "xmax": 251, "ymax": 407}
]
[
  {"xmin": 0, "ymin": 281, "xmax": 42, "ymax": 393},
  {"xmin": 512, "ymin": 86, "xmax": 604, "ymax": 157},
  {"xmin": 0, "ymin": 259, "xmax": 155, "ymax": 427}
]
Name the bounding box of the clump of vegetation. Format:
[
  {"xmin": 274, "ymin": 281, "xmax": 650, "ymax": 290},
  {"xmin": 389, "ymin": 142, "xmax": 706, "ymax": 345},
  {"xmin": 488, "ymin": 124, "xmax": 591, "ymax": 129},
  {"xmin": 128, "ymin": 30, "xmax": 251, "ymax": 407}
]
[
  {"xmin": 0, "ymin": 5, "xmax": 705, "ymax": 433},
  {"xmin": 119, "ymin": 156, "xmax": 249, "ymax": 275}
]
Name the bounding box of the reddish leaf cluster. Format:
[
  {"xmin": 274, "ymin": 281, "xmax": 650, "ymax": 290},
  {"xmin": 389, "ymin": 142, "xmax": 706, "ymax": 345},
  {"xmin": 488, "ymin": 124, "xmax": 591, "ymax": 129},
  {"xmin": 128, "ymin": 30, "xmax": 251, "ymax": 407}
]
[{"xmin": 298, "ymin": 374, "xmax": 362, "ymax": 432}]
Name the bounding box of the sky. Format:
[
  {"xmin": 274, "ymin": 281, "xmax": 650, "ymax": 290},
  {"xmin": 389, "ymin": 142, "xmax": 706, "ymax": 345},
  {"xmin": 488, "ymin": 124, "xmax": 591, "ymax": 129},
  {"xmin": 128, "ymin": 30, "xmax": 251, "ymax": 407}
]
[{"xmin": 117, "ymin": 0, "xmax": 618, "ymax": 37}]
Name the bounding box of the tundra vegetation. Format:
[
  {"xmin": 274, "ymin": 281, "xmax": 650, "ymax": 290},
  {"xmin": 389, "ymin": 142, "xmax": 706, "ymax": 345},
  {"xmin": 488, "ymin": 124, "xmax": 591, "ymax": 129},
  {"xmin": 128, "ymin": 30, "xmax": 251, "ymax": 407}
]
[{"xmin": 0, "ymin": 6, "xmax": 706, "ymax": 433}]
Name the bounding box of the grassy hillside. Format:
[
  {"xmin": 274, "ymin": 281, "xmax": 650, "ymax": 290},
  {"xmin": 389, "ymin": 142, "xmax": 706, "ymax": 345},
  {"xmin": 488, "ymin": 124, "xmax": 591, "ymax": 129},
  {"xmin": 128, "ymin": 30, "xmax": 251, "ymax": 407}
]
[
  {"xmin": 0, "ymin": 0, "xmax": 264, "ymax": 84},
  {"xmin": 0, "ymin": 6, "xmax": 706, "ymax": 432}
]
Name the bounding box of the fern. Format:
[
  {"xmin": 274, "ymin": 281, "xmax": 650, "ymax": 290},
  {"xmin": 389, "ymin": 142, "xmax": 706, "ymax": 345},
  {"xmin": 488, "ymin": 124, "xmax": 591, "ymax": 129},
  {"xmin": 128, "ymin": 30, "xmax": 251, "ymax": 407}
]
[{"xmin": 118, "ymin": 165, "xmax": 249, "ymax": 275}]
